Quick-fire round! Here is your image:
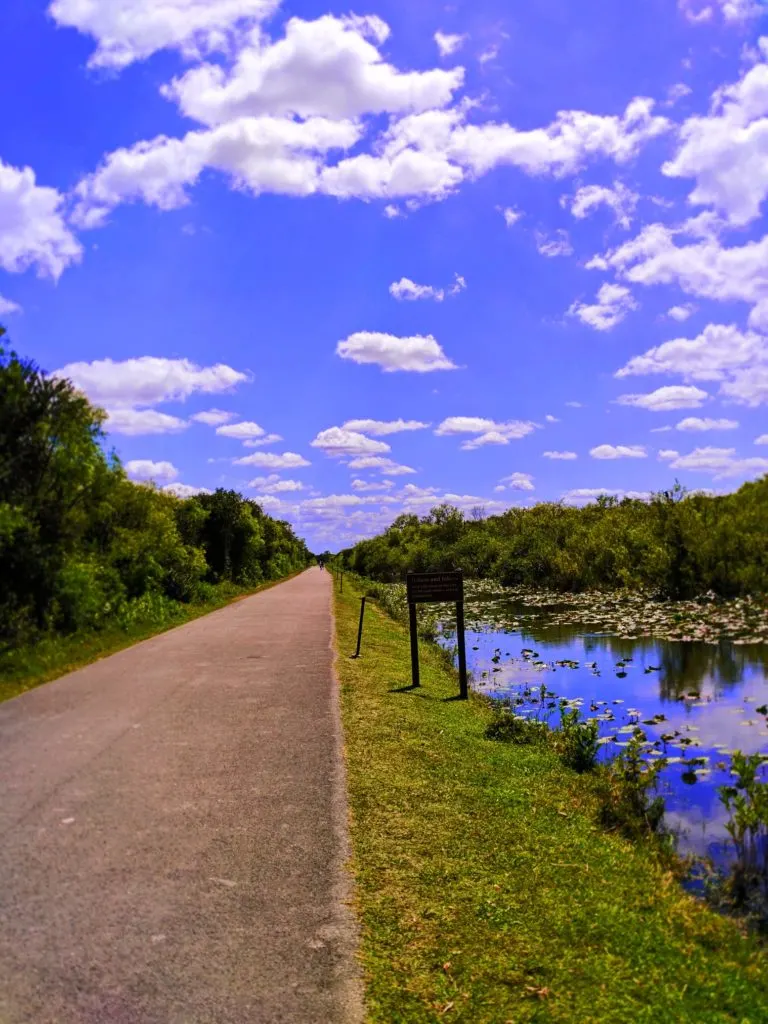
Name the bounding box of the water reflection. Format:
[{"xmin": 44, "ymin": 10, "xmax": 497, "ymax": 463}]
[{"xmin": 437, "ymin": 597, "xmax": 768, "ymax": 867}]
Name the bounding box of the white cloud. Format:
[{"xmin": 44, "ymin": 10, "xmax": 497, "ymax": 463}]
[
  {"xmin": 342, "ymin": 418, "xmax": 429, "ymax": 435},
  {"xmin": 561, "ymin": 488, "xmax": 650, "ymax": 505},
  {"xmin": 543, "ymin": 450, "xmax": 578, "ymax": 460},
  {"xmin": 0, "ymin": 295, "xmax": 21, "ymax": 315},
  {"xmin": 310, "ymin": 427, "xmax": 390, "ymax": 456},
  {"xmin": 216, "ymin": 420, "xmax": 265, "ymax": 439},
  {"xmin": 383, "ymin": 204, "xmax": 401, "ymax": 218},
  {"xmin": 336, "ymin": 332, "xmax": 457, "ymax": 372},
  {"xmin": 616, "ymin": 323, "xmax": 768, "ymax": 382},
  {"xmin": 569, "ymin": 282, "xmax": 638, "ymax": 331},
  {"xmin": 165, "ymin": 15, "xmax": 464, "ymax": 125},
  {"xmin": 565, "ymin": 401, "xmax": 584, "ymax": 408},
  {"xmin": 720, "ymin": 366, "xmax": 768, "ymax": 406},
  {"xmin": 680, "ymin": 1, "xmax": 762, "ymax": 27},
  {"xmin": 235, "ymin": 451, "xmax": 311, "ymax": 469},
  {"xmin": 755, "ymin": 434, "xmax": 768, "ymax": 444},
  {"xmin": 191, "ymin": 408, "xmax": 236, "ymax": 425},
  {"xmin": 249, "ymin": 474, "xmax": 305, "ymax": 493},
  {"xmin": 55, "ymin": 356, "xmax": 247, "ymax": 408},
  {"xmin": 163, "ymin": 482, "xmax": 212, "ymax": 498},
  {"xmin": 590, "ymin": 444, "xmax": 648, "ymax": 459},
  {"xmin": 567, "ymin": 181, "xmax": 639, "ymax": 228},
  {"xmin": 320, "ymin": 146, "xmax": 463, "ymax": 201},
  {"xmin": 667, "ymin": 304, "xmax": 696, "ymax": 321},
  {"xmin": 658, "ymin": 449, "xmax": 680, "ymax": 460},
  {"xmin": 105, "ymin": 408, "xmax": 189, "ymax": 435},
  {"xmin": 49, "ymin": 0, "xmax": 281, "ymax": 69},
  {"xmin": 347, "ymin": 456, "xmax": 416, "ymax": 475},
  {"xmin": 500, "ymin": 472, "xmax": 535, "ymax": 491},
  {"xmin": 662, "ymin": 50, "xmax": 768, "ymax": 226},
  {"xmin": 501, "ymin": 206, "xmax": 522, "ymax": 227},
  {"xmin": 666, "ymin": 83, "xmax": 693, "ymax": 106},
  {"xmin": 351, "ymin": 478, "xmax": 394, "ymax": 491},
  {"xmin": 400, "ymin": 487, "xmax": 506, "ymax": 512},
  {"xmin": 125, "ymin": 459, "xmax": 179, "ymax": 483},
  {"xmin": 0, "ymin": 159, "xmax": 82, "ymax": 279},
  {"xmin": 536, "ymin": 230, "xmax": 573, "ymax": 258},
  {"xmin": 243, "ymin": 433, "xmax": 283, "ymax": 447},
  {"xmin": 435, "ymin": 416, "xmax": 537, "ymax": 449},
  {"xmin": 443, "ymin": 96, "xmax": 670, "ymax": 177},
  {"xmin": 390, "ymin": 277, "xmax": 445, "ymax": 302},
  {"xmin": 666, "ymin": 445, "xmax": 768, "ymax": 477},
  {"xmin": 434, "ymin": 31, "xmax": 466, "ymax": 57},
  {"xmin": 676, "ymin": 416, "xmax": 739, "ymax": 431},
  {"xmin": 72, "ymin": 115, "xmax": 361, "ymax": 228},
  {"xmin": 615, "ymin": 385, "xmax": 709, "ymax": 411}
]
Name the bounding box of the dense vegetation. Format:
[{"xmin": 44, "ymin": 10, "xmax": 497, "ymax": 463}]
[
  {"xmin": 338, "ymin": 483, "xmax": 768, "ymax": 598},
  {"xmin": 0, "ymin": 334, "xmax": 312, "ymax": 659}
]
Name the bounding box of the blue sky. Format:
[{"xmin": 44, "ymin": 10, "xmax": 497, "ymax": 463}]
[{"xmin": 2, "ymin": 0, "xmax": 768, "ymax": 550}]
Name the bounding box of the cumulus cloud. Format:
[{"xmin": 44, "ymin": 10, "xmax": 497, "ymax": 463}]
[
  {"xmin": 346, "ymin": 455, "xmax": 416, "ymax": 474},
  {"xmin": 720, "ymin": 366, "xmax": 768, "ymax": 406},
  {"xmin": 163, "ymin": 482, "xmax": 213, "ymax": 498},
  {"xmin": 249, "ymin": 474, "xmax": 305, "ymax": 493},
  {"xmin": 235, "ymin": 451, "xmax": 311, "ymax": 468},
  {"xmin": 434, "ymin": 31, "xmax": 466, "ymax": 57},
  {"xmin": 756, "ymin": 434, "xmax": 768, "ymax": 444},
  {"xmin": 310, "ymin": 427, "xmax": 390, "ymax": 456},
  {"xmin": 667, "ymin": 304, "xmax": 696, "ymax": 322},
  {"xmin": 665, "ymin": 445, "xmax": 768, "ymax": 477},
  {"xmin": 342, "ymin": 418, "xmax": 429, "ymax": 435},
  {"xmin": 55, "ymin": 356, "xmax": 248, "ymax": 408},
  {"xmin": 615, "ymin": 385, "xmax": 709, "ymax": 411},
  {"xmin": 561, "ymin": 488, "xmax": 650, "ymax": 505},
  {"xmin": 567, "ymin": 181, "xmax": 639, "ymax": 228},
  {"xmin": 0, "ymin": 295, "xmax": 21, "ymax": 315},
  {"xmin": 243, "ymin": 433, "xmax": 283, "ymax": 447},
  {"xmin": 216, "ymin": 420, "xmax": 265, "ymax": 438},
  {"xmin": 49, "ymin": 0, "xmax": 281, "ymax": 69},
  {"xmin": 336, "ymin": 332, "xmax": 457, "ymax": 372},
  {"xmin": 676, "ymin": 417, "xmax": 739, "ymax": 431},
  {"xmin": 105, "ymin": 408, "xmax": 189, "ymax": 436},
  {"xmin": 663, "ymin": 49, "xmax": 768, "ymax": 226},
  {"xmin": 72, "ymin": 115, "xmax": 362, "ymax": 228},
  {"xmin": 0, "ymin": 159, "xmax": 82, "ymax": 279},
  {"xmin": 164, "ymin": 15, "xmax": 464, "ymax": 125},
  {"xmin": 536, "ymin": 230, "xmax": 573, "ymax": 258},
  {"xmin": 543, "ymin": 450, "xmax": 578, "ymax": 460},
  {"xmin": 569, "ymin": 282, "xmax": 638, "ymax": 331},
  {"xmin": 590, "ymin": 444, "xmax": 648, "ymax": 459},
  {"xmin": 616, "ymin": 323, "xmax": 768, "ymax": 382},
  {"xmin": 499, "ymin": 472, "xmax": 535, "ymax": 491},
  {"xmin": 125, "ymin": 459, "xmax": 179, "ymax": 483},
  {"xmin": 389, "ymin": 277, "xmax": 445, "ymax": 302},
  {"xmin": 191, "ymin": 409, "xmax": 237, "ymax": 425},
  {"xmin": 435, "ymin": 416, "xmax": 537, "ymax": 449},
  {"xmin": 501, "ymin": 206, "xmax": 523, "ymax": 227},
  {"xmin": 351, "ymin": 478, "xmax": 394, "ymax": 491}
]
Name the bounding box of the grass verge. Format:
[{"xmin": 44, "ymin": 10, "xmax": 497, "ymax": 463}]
[
  {"xmin": 0, "ymin": 570, "xmax": 305, "ymax": 705},
  {"xmin": 334, "ymin": 580, "xmax": 768, "ymax": 1024}
]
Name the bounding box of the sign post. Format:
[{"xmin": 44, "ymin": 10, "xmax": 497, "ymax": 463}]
[{"xmin": 405, "ymin": 571, "xmax": 468, "ymax": 699}]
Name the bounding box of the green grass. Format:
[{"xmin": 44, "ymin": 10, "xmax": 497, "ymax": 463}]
[
  {"xmin": 334, "ymin": 581, "xmax": 768, "ymax": 1024},
  {"xmin": 0, "ymin": 571, "xmax": 305, "ymax": 704}
]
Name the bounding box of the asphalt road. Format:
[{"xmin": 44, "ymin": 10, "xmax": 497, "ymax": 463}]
[{"xmin": 0, "ymin": 568, "xmax": 362, "ymax": 1024}]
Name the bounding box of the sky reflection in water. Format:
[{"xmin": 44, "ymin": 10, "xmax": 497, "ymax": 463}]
[{"xmin": 438, "ymin": 598, "xmax": 768, "ymax": 868}]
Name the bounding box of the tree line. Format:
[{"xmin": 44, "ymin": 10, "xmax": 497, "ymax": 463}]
[
  {"xmin": 338, "ymin": 482, "xmax": 768, "ymax": 598},
  {"xmin": 0, "ymin": 334, "xmax": 313, "ymax": 649}
]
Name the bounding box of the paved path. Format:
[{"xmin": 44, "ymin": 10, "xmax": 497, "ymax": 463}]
[{"xmin": 0, "ymin": 568, "xmax": 362, "ymax": 1024}]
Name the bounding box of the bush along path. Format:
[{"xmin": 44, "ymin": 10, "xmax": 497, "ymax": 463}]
[{"xmin": 334, "ymin": 579, "xmax": 768, "ymax": 1024}]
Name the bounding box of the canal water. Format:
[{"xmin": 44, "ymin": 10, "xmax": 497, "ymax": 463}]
[{"xmin": 437, "ymin": 592, "xmax": 768, "ymax": 869}]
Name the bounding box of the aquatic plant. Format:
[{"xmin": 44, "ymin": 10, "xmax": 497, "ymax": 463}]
[
  {"xmin": 595, "ymin": 737, "xmax": 667, "ymax": 841},
  {"xmin": 557, "ymin": 705, "xmax": 600, "ymax": 773},
  {"xmin": 719, "ymin": 751, "xmax": 768, "ymax": 920}
]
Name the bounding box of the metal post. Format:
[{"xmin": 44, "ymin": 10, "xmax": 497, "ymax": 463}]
[
  {"xmin": 456, "ymin": 599, "xmax": 468, "ymax": 700},
  {"xmin": 354, "ymin": 597, "xmax": 366, "ymax": 658},
  {"xmin": 408, "ymin": 601, "xmax": 420, "ymax": 688}
]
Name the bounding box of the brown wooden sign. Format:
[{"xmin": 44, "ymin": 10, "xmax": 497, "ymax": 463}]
[
  {"xmin": 406, "ymin": 571, "xmax": 468, "ymax": 699},
  {"xmin": 406, "ymin": 571, "xmax": 464, "ymax": 605}
]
